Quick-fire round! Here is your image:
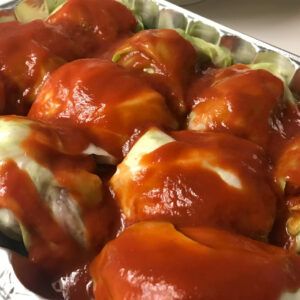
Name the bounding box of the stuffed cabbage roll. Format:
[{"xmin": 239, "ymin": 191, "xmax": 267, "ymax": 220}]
[
  {"xmin": 274, "ymin": 136, "xmax": 300, "ymax": 251},
  {"xmin": 91, "ymin": 222, "xmax": 300, "ymax": 300},
  {"xmin": 187, "ymin": 64, "xmax": 284, "ymax": 148},
  {"xmin": 0, "ymin": 116, "xmax": 112, "ymax": 275},
  {"xmin": 268, "ymin": 103, "xmax": 300, "ymax": 162},
  {"xmin": 110, "ymin": 128, "xmax": 277, "ymax": 240},
  {"xmin": 29, "ymin": 59, "xmax": 177, "ymax": 161},
  {"xmin": 0, "ymin": 20, "xmax": 79, "ymax": 115},
  {"xmin": 275, "ymin": 136, "xmax": 300, "ymax": 194},
  {"xmin": 112, "ymin": 29, "xmax": 197, "ymax": 117},
  {"xmin": 47, "ymin": 0, "xmax": 137, "ymax": 56}
]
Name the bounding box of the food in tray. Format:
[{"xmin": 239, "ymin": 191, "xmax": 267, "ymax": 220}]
[
  {"xmin": 47, "ymin": 0, "xmax": 137, "ymax": 56},
  {"xmin": 111, "ymin": 29, "xmax": 197, "ymax": 117},
  {"xmin": 0, "ymin": 0, "xmax": 300, "ymax": 299},
  {"xmin": 110, "ymin": 128, "xmax": 276, "ymax": 240},
  {"xmin": 187, "ymin": 64, "xmax": 285, "ymax": 148},
  {"xmin": 0, "ymin": 20, "xmax": 77, "ymax": 114},
  {"xmin": 274, "ymin": 136, "xmax": 300, "ymax": 252},
  {"xmin": 28, "ymin": 59, "xmax": 178, "ymax": 161},
  {"xmin": 91, "ymin": 222, "xmax": 300, "ymax": 300},
  {"xmin": 0, "ymin": 116, "xmax": 115, "ymax": 275}
]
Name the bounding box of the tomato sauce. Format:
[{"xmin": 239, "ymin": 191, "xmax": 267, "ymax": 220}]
[
  {"xmin": 23, "ymin": 119, "xmax": 121, "ymax": 255},
  {"xmin": 111, "ymin": 29, "xmax": 198, "ymax": 118},
  {"xmin": 111, "ymin": 131, "xmax": 277, "ymax": 241},
  {"xmin": 187, "ymin": 64, "xmax": 284, "ymax": 148},
  {"xmin": 0, "ymin": 21, "xmax": 77, "ymax": 114},
  {"xmin": 0, "ymin": 123, "xmax": 121, "ymax": 298},
  {"xmin": 91, "ymin": 222, "xmax": 300, "ymax": 300},
  {"xmin": 47, "ymin": 0, "xmax": 137, "ymax": 57},
  {"xmin": 0, "ymin": 0, "xmax": 137, "ymax": 115},
  {"xmin": 0, "ymin": 0, "xmax": 300, "ymax": 299},
  {"xmin": 0, "ymin": 160, "xmax": 85, "ymax": 275},
  {"xmin": 28, "ymin": 59, "xmax": 178, "ymax": 161}
]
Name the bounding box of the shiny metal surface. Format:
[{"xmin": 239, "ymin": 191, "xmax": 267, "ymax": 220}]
[
  {"xmin": 0, "ymin": 0, "xmax": 20, "ymax": 10},
  {"xmin": 0, "ymin": 247, "xmax": 46, "ymax": 300}
]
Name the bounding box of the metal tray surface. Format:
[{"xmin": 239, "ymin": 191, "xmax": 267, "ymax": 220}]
[
  {"xmin": 0, "ymin": 0, "xmax": 300, "ymax": 299},
  {"xmin": 141, "ymin": 0, "xmax": 300, "ymax": 96},
  {"xmin": 157, "ymin": 0, "xmax": 300, "ymax": 63}
]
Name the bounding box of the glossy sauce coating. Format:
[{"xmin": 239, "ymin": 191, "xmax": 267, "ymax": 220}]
[
  {"xmin": 25, "ymin": 119, "xmax": 122, "ymax": 260},
  {"xmin": 24, "ymin": 127, "xmax": 107, "ymax": 254},
  {"xmin": 112, "ymin": 29, "xmax": 197, "ymax": 117},
  {"xmin": 271, "ymin": 135, "xmax": 300, "ymax": 250},
  {"xmin": 264, "ymin": 103, "xmax": 300, "ymax": 249},
  {"xmin": 0, "ymin": 21, "xmax": 79, "ymax": 61},
  {"xmin": 47, "ymin": 0, "xmax": 137, "ymax": 57},
  {"xmin": 0, "ymin": 159, "xmax": 83, "ymax": 275},
  {"xmin": 0, "ymin": 21, "xmax": 79, "ymax": 114},
  {"xmin": 0, "ymin": 0, "xmax": 136, "ymax": 116},
  {"xmin": 268, "ymin": 103, "xmax": 300, "ymax": 162},
  {"xmin": 29, "ymin": 59, "xmax": 177, "ymax": 160},
  {"xmin": 91, "ymin": 222, "xmax": 300, "ymax": 300},
  {"xmin": 111, "ymin": 130, "xmax": 277, "ymax": 240},
  {"xmin": 0, "ymin": 117, "xmax": 117, "ymax": 276},
  {"xmin": 187, "ymin": 64, "xmax": 284, "ymax": 148}
]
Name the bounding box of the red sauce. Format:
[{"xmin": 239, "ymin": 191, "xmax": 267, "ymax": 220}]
[
  {"xmin": 0, "ymin": 0, "xmax": 136, "ymax": 116},
  {"xmin": 269, "ymin": 128, "xmax": 300, "ymax": 248},
  {"xmin": 12, "ymin": 255, "xmax": 93, "ymax": 300},
  {"xmin": 11, "ymin": 252, "xmax": 62, "ymax": 299},
  {"xmin": 0, "ymin": 1, "xmax": 299, "ymax": 298},
  {"xmin": 187, "ymin": 64, "xmax": 284, "ymax": 148},
  {"xmin": 0, "ymin": 160, "xmax": 84, "ymax": 275},
  {"xmin": 22, "ymin": 119, "xmax": 121, "ymax": 255},
  {"xmin": 275, "ymin": 136, "xmax": 300, "ymax": 194},
  {"xmin": 29, "ymin": 59, "xmax": 177, "ymax": 161},
  {"xmin": 47, "ymin": 0, "xmax": 137, "ymax": 57},
  {"xmin": 0, "ymin": 21, "xmax": 80, "ymax": 61},
  {"xmin": 0, "ymin": 21, "xmax": 78, "ymax": 114},
  {"xmin": 269, "ymin": 103, "xmax": 300, "ymax": 162},
  {"xmin": 111, "ymin": 29, "xmax": 198, "ymax": 118},
  {"xmin": 91, "ymin": 222, "xmax": 300, "ymax": 300},
  {"xmin": 0, "ymin": 117, "xmax": 122, "ymax": 298},
  {"xmin": 111, "ymin": 131, "xmax": 277, "ymax": 241}
]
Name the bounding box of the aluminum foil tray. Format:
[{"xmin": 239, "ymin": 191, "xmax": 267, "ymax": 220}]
[
  {"xmin": 0, "ymin": 0, "xmax": 300, "ymax": 299},
  {"xmin": 141, "ymin": 0, "xmax": 300, "ymax": 97}
]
